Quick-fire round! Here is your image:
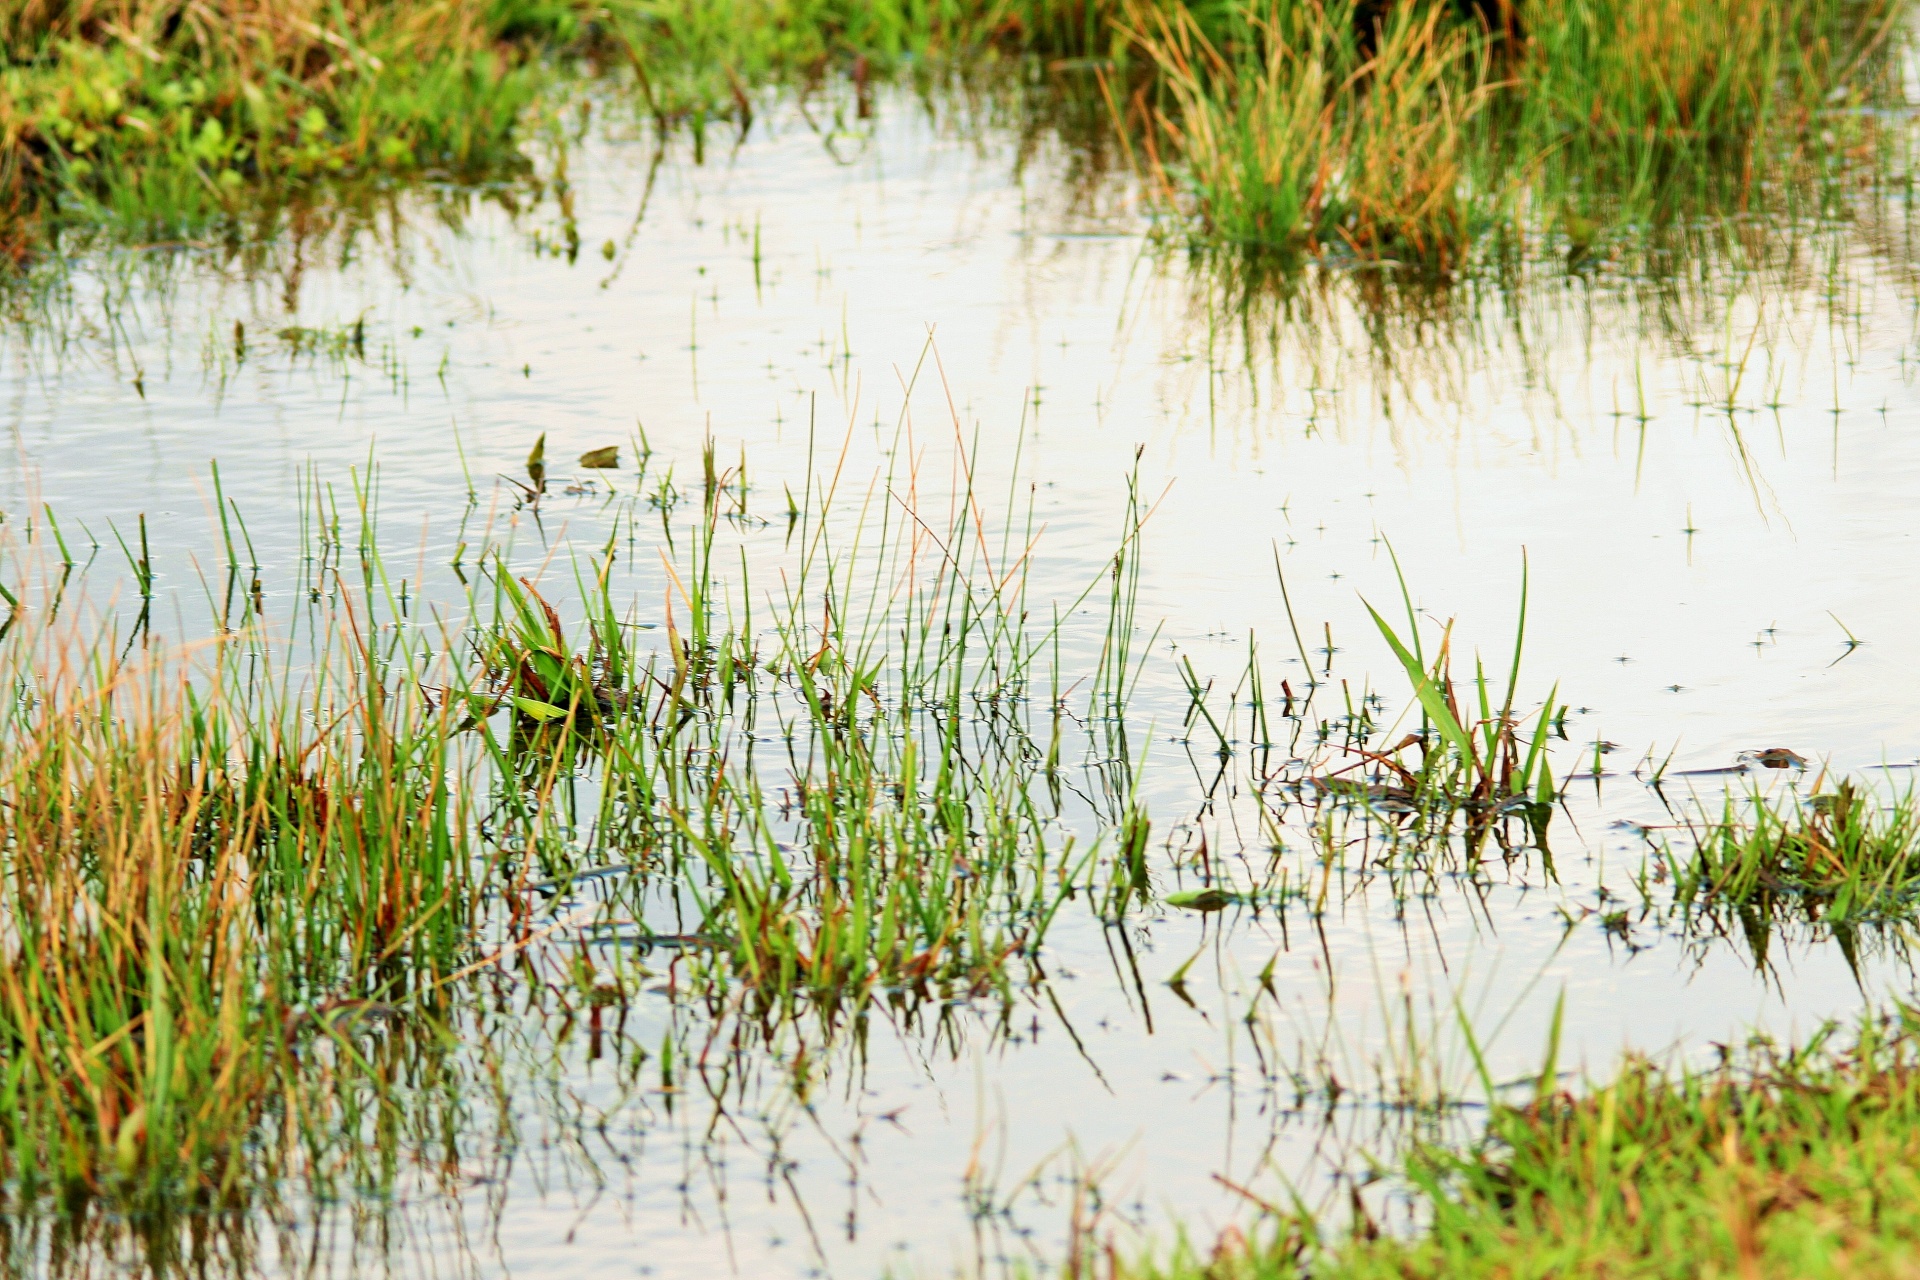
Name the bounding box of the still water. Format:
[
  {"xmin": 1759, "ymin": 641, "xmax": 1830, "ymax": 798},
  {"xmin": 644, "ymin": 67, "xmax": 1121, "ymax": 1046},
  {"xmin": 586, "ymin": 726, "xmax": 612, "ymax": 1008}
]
[{"xmin": 6, "ymin": 84, "xmax": 1920, "ymax": 1277}]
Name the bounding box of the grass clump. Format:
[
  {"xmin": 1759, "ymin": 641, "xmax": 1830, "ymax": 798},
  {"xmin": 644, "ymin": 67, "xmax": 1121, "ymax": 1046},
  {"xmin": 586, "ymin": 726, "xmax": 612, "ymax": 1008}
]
[
  {"xmin": 475, "ymin": 444, "xmax": 1133, "ymax": 1017},
  {"xmin": 0, "ymin": 427, "xmax": 1162, "ymax": 1239},
  {"xmin": 1117, "ymin": 1012, "xmax": 1920, "ymax": 1279},
  {"xmin": 0, "ymin": 0, "xmax": 610, "ymax": 258},
  {"xmin": 1118, "ymin": 0, "xmax": 1908, "ymax": 270},
  {"xmin": 0, "ymin": 611, "xmax": 475, "ymax": 1214},
  {"xmin": 1663, "ymin": 779, "xmax": 1920, "ymax": 927},
  {"xmin": 0, "ymin": 0, "xmax": 1125, "ymax": 262},
  {"xmin": 1116, "ymin": 0, "xmax": 1491, "ymax": 271}
]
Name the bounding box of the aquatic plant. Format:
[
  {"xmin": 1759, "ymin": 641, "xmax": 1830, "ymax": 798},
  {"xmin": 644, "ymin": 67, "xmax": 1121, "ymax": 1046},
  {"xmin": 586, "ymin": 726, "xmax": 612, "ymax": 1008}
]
[
  {"xmin": 0, "ymin": 0, "xmax": 1144, "ymax": 262},
  {"xmin": 0, "ymin": 592, "xmax": 475, "ymax": 1211},
  {"xmin": 0, "ymin": 422, "xmax": 1175, "ymax": 1222},
  {"xmin": 1116, "ymin": 0, "xmax": 1909, "ymax": 269},
  {"xmin": 0, "ymin": 0, "xmax": 603, "ymax": 259},
  {"xmin": 1664, "ymin": 778, "xmax": 1920, "ymax": 926},
  {"xmin": 1115, "ymin": 0, "xmax": 1490, "ymax": 271}
]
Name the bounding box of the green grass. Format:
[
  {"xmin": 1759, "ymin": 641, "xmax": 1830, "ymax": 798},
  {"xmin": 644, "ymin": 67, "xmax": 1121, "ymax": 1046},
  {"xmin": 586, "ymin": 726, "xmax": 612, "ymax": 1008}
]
[
  {"xmin": 1118, "ymin": 1010, "xmax": 1920, "ymax": 1279},
  {"xmin": 1667, "ymin": 778, "xmax": 1920, "ymax": 923},
  {"xmin": 0, "ymin": 429, "xmax": 1572, "ymax": 1245},
  {"xmin": 1113, "ymin": 0, "xmax": 1490, "ymax": 271},
  {"xmin": 0, "ymin": 433, "xmax": 1169, "ymax": 1222},
  {"xmin": 0, "ymin": 586, "xmax": 474, "ymax": 1213},
  {"xmin": 8, "ymin": 0, "xmax": 1908, "ymax": 277},
  {"xmin": 1166, "ymin": 548, "xmax": 1562, "ymax": 918},
  {"xmin": 474, "ymin": 455, "xmax": 1131, "ymax": 1014},
  {"xmin": 0, "ymin": 0, "xmax": 1112, "ymax": 262},
  {"xmin": 1, "ymin": 443, "xmax": 1905, "ymax": 1279},
  {"xmin": 1117, "ymin": 0, "xmax": 1909, "ymax": 270},
  {"xmin": 1, "ymin": 0, "xmax": 588, "ymax": 258}
]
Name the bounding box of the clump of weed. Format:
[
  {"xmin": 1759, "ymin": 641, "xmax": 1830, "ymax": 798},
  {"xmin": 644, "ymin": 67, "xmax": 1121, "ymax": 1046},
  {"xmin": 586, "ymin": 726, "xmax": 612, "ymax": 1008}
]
[
  {"xmin": 0, "ymin": 616, "xmax": 475, "ymax": 1213},
  {"xmin": 0, "ymin": 0, "xmax": 609, "ymax": 258},
  {"xmin": 1116, "ymin": 1010, "xmax": 1920, "ymax": 1278},
  {"xmin": 1115, "ymin": 0, "xmax": 1908, "ymax": 270},
  {"xmin": 0, "ymin": 0, "xmax": 1159, "ymax": 263},
  {"xmin": 472, "ymin": 446, "xmax": 1128, "ymax": 1017},
  {"xmin": 1116, "ymin": 0, "xmax": 1490, "ymax": 272},
  {"xmin": 1665, "ymin": 778, "xmax": 1920, "ymax": 926}
]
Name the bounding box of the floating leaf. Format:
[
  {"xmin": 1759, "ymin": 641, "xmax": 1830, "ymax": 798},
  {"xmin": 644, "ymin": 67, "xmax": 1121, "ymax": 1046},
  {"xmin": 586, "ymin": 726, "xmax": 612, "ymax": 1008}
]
[
  {"xmin": 579, "ymin": 446, "xmax": 620, "ymax": 469},
  {"xmin": 1164, "ymin": 888, "xmax": 1237, "ymax": 911},
  {"xmin": 511, "ymin": 696, "xmax": 567, "ymax": 722}
]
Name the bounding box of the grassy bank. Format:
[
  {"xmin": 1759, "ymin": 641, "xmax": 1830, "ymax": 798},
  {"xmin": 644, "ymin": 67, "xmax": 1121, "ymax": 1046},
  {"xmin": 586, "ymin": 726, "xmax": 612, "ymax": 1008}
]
[
  {"xmin": 0, "ymin": 0, "xmax": 1049, "ymax": 262},
  {"xmin": 7, "ymin": 0, "xmax": 1909, "ymax": 273},
  {"xmin": 1117, "ymin": 1010, "xmax": 1920, "ymax": 1279}
]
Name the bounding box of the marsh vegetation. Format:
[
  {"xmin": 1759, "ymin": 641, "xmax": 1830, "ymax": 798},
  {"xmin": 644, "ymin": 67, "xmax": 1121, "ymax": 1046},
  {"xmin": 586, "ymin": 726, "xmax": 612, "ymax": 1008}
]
[{"xmin": 5, "ymin": 0, "xmax": 1920, "ymax": 1275}]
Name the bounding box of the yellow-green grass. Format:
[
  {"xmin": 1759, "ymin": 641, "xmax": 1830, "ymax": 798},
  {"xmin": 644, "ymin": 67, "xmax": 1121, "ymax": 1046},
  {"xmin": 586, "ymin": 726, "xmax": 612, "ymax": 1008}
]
[
  {"xmin": 1117, "ymin": 0, "xmax": 1908, "ymax": 270},
  {"xmin": 0, "ymin": 439, "xmax": 1158, "ymax": 1218},
  {"xmin": 0, "ymin": 0, "xmax": 1084, "ymax": 261},
  {"xmin": 1122, "ymin": 1012, "xmax": 1920, "ymax": 1279},
  {"xmin": 0, "ymin": 606, "xmax": 473, "ymax": 1211}
]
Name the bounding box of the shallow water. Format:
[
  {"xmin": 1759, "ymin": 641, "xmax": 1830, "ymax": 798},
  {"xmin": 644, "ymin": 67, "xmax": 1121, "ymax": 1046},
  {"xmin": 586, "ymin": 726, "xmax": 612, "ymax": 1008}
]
[{"xmin": 7, "ymin": 85, "xmax": 1920, "ymax": 1277}]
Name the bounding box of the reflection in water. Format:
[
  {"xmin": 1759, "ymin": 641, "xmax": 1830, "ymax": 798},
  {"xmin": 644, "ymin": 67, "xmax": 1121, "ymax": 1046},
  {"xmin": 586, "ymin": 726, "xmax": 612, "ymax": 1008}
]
[{"xmin": 4, "ymin": 67, "xmax": 1920, "ymax": 1277}]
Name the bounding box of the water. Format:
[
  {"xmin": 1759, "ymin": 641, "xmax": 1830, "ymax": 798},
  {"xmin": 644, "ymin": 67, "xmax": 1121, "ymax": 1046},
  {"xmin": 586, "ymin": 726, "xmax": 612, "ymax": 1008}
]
[{"xmin": 6, "ymin": 85, "xmax": 1920, "ymax": 1277}]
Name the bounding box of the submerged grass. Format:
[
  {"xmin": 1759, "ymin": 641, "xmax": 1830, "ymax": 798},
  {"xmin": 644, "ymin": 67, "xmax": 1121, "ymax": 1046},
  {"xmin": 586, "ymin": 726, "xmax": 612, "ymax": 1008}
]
[
  {"xmin": 0, "ymin": 410, "xmax": 1590, "ymax": 1269},
  {"xmin": 478, "ymin": 456, "xmax": 1128, "ymax": 1016}
]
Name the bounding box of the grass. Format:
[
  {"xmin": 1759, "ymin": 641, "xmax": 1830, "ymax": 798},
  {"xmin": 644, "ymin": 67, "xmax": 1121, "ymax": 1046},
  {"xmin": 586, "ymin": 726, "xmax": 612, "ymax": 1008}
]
[
  {"xmin": 0, "ymin": 581, "xmax": 474, "ymax": 1214},
  {"xmin": 0, "ymin": 416, "xmax": 1585, "ymax": 1257},
  {"xmin": 0, "ymin": 445, "xmax": 1904, "ymax": 1277},
  {"xmin": 1618, "ymin": 776, "xmax": 1920, "ymax": 971},
  {"xmin": 1166, "ymin": 549, "xmax": 1562, "ymax": 919},
  {"xmin": 1113, "ymin": 0, "xmax": 1491, "ymax": 271},
  {"xmin": 475, "ymin": 475, "xmax": 1116, "ymax": 1014},
  {"xmin": 0, "ymin": 427, "xmax": 1176, "ymax": 1227},
  {"xmin": 1, "ymin": 0, "xmax": 592, "ymax": 259},
  {"xmin": 0, "ymin": 0, "xmax": 1122, "ymax": 263},
  {"xmin": 8, "ymin": 0, "xmax": 1908, "ymax": 278},
  {"xmin": 1116, "ymin": 0, "xmax": 1910, "ymax": 271},
  {"xmin": 5, "ymin": 7, "xmax": 1919, "ymax": 1275},
  {"xmin": 1115, "ymin": 1010, "xmax": 1920, "ymax": 1279},
  {"xmin": 1667, "ymin": 778, "xmax": 1920, "ymax": 924}
]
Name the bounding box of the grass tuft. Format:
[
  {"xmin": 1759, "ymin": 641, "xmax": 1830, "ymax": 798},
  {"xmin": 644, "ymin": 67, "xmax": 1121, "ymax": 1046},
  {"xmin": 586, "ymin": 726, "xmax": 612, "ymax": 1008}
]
[{"xmin": 1118, "ymin": 1012, "xmax": 1920, "ymax": 1279}]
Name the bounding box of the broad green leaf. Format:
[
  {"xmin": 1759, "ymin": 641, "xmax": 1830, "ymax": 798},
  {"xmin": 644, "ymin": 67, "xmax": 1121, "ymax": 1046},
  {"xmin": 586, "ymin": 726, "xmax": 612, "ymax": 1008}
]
[{"xmin": 1365, "ymin": 601, "xmax": 1476, "ymax": 768}]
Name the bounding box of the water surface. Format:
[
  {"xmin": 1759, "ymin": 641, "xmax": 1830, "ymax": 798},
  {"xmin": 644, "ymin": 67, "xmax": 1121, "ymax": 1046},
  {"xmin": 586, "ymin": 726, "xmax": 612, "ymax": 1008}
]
[{"xmin": 6, "ymin": 84, "xmax": 1920, "ymax": 1278}]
